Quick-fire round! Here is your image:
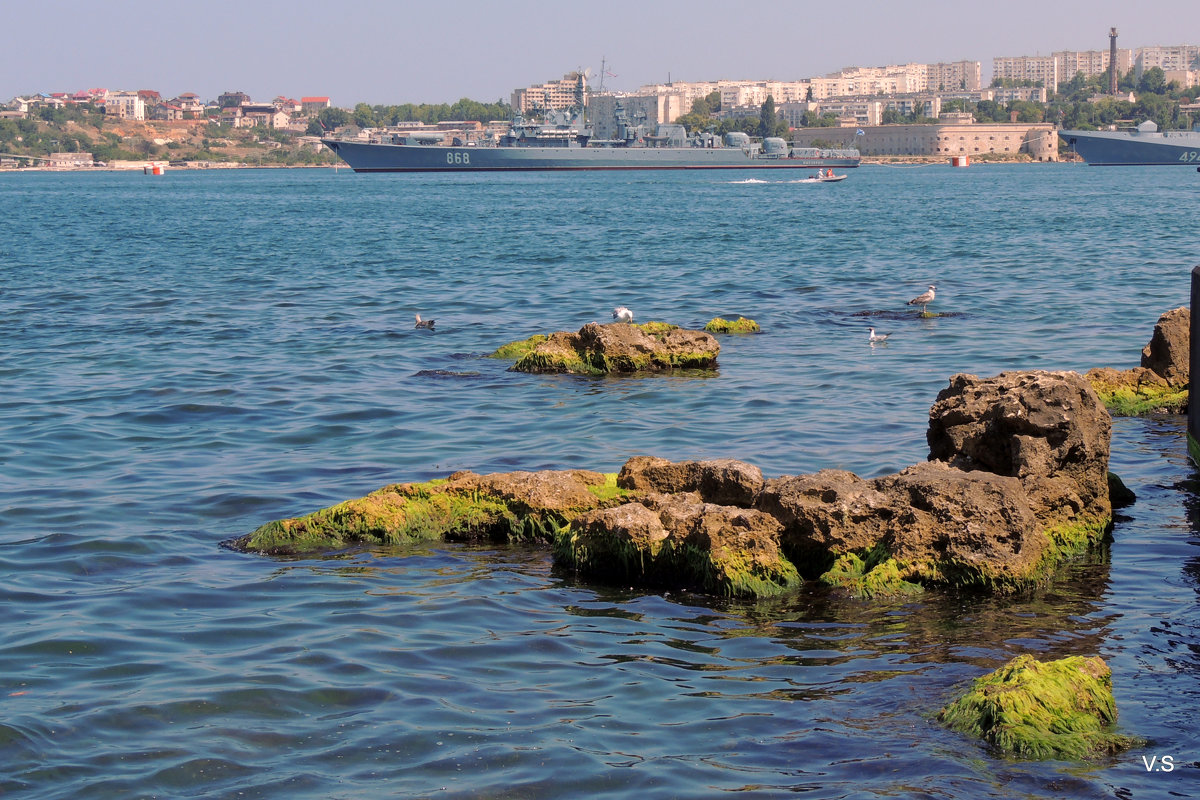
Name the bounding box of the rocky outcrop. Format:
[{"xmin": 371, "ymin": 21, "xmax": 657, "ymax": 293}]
[
  {"xmin": 927, "ymin": 370, "xmax": 1112, "ymax": 550},
  {"xmin": 560, "ymin": 371, "xmax": 1116, "ymax": 598},
  {"xmin": 1141, "ymin": 306, "xmax": 1189, "ymax": 384},
  {"xmin": 235, "ymin": 369, "xmax": 1119, "ymax": 600},
  {"xmin": 938, "ymin": 655, "xmax": 1142, "ymax": 760},
  {"xmin": 502, "ymin": 322, "xmax": 720, "ymax": 375},
  {"xmin": 1086, "ymin": 307, "xmax": 1189, "ymax": 414},
  {"xmin": 230, "ymin": 469, "xmax": 629, "ymax": 555}
]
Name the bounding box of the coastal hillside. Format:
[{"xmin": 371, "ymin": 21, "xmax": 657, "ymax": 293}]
[{"xmin": 0, "ymin": 110, "xmax": 338, "ymax": 167}]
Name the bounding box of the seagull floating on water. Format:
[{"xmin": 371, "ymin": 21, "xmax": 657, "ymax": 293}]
[
  {"xmin": 907, "ymin": 285, "xmax": 937, "ymax": 315},
  {"xmin": 414, "ymin": 313, "xmax": 435, "ymax": 330},
  {"xmin": 612, "ymin": 306, "xmax": 634, "ymax": 324},
  {"xmin": 868, "ymin": 327, "xmax": 891, "ymax": 344}
]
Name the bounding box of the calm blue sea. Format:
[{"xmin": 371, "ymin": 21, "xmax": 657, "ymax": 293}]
[{"xmin": 1, "ymin": 164, "xmax": 1199, "ymax": 799}]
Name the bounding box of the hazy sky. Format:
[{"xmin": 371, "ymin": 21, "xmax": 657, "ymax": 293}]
[{"xmin": 5, "ymin": 0, "xmax": 1197, "ymax": 106}]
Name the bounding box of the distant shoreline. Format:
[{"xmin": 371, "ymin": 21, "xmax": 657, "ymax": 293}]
[{"xmin": 2, "ymin": 155, "xmax": 1062, "ymax": 174}]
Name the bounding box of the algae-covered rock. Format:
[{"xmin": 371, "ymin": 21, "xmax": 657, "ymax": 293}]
[
  {"xmin": 1085, "ymin": 307, "xmax": 1190, "ymax": 415},
  {"xmin": 508, "ymin": 322, "xmax": 719, "ymax": 375},
  {"xmin": 489, "ymin": 334, "xmax": 549, "ymax": 361},
  {"xmin": 758, "ymin": 462, "xmax": 1052, "ymax": 597},
  {"xmin": 938, "ymin": 654, "xmax": 1142, "ymax": 760},
  {"xmin": 1085, "ymin": 366, "xmax": 1187, "ymax": 415},
  {"xmin": 704, "ymin": 316, "xmax": 760, "ymax": 334},
  {"xmin": 231, "ymin": 469, "xmax": 628, "ymax": 555},
  {"xmin": 558, "ymin": 492, "xmax": 800, "ymax": 598}
]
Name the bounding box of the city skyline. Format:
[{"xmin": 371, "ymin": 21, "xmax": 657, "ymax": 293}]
[{"xmin": 4, "ymin": 0, "xmax": 1198, "ymax": 107}]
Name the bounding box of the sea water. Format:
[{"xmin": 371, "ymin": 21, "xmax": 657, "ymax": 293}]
[{"xmin": 1, "ymin": 164, "xmax": 1198, "ymax": 799}]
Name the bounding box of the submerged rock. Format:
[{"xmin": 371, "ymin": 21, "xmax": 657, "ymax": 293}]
[
  {"xmin": 501, "ymin": 322, "xmax": 720, "ymax": 375},
  {"xmin": 938, "ymin": 654, "xmax": 1142, "ymax": 760},
  {"xmin": 1086, "ymin": 307, "xmax": 1189, "ymax": 415}
]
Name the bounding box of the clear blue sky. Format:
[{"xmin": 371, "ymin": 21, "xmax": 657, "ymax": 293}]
[{"xmin": 4, "ymin": 0, "xmax": 1196, "ymax": 107}]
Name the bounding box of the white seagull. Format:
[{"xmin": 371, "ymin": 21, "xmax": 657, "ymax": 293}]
[
  {"xmin": 414, "ymin": 313, "xmax": 435, "ymax": 330},
  {"xmin": 612, "ymin": 306, "xmax": 634, "ymax": 324},
  {"xmin": 907, "ymin": 284, "xmax": 937, "ymax": 315},
  {"xmin": 868, "ymin": 327, "xmax": 891, "ymax": 344}
]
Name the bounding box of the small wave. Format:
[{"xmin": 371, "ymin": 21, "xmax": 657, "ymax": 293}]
[{"xmin": 412, "ymin": 370, "xmax": 484, "ymax": 380}]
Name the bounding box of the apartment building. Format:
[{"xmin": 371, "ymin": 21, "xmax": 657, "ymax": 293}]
[
  {"xmin": 927, "ymin": 61, "xmax": 982, "ymax": 92},
  {"xmin": 511, "ymin": 73, "xmax": 585, "ymax": 114},
  {"xmin": 103, "ymin": 91, "xmax": 145, "ymax": 120},
  {"xmin": 781, "ymin": 99, "xmax": 882, "ymax": 127},
  {"xmin": 1136, "ymin": 45, "xmax": 1200, "ymax": 73},
  {"xmin": 1054, "ymin": 48, "xmax": 1133, "ymax": 84},
  {"xmin": 992, "ymin": 55, "xmax": 1059, "ymax": 93}
]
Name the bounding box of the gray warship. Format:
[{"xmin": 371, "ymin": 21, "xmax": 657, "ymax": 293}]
[
  {"xmin": 322, "ymin": 80, "xmax": 860, "ymax": 173},
  {"xmin": 1060, "ymin": 120, "xmax": 1200, "ymax": 166}
]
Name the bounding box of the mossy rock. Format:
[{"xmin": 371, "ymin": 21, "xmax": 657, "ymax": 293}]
[
  {"xmin": 489, "ymin": 334, "xmax": 549, "ymax": 361},
  {"xmin": 506, "ymin": 322, "xmax": 719, "ymax": 376},
  {"xmin": 704, "ymin": 316, "xmax": 760, "ymax": 334},
  {"xmin": 1094, "ymin": 384, "xmax": 1187, "ymax": 416},
  {"xmin": 556, "ymin": 531, "xmax": 801, "ymax": 599},
  {"xmin": 938, "ymin": 654, "xmax": 1143, "ymax": 760},
  {"xmin": 1085, "ymin": 367, "xmax": 1188, "ymax": 415},
  {"xmin": 234, "ymin": 471, "xmax": 627, "ymax": 556}
]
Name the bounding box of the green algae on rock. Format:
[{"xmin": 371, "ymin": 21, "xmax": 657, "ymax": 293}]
[
  {"xmin": 1085, "ymin": 366, "xmax": 1187, "ymax": 415},
  {"xmin": 938, "ymin": 654, "xmax": 1143, "ymax": 760},
  {"xmin": 233, "ymin": 370, "xmax": 1124, "ymax": 602},
  {"xmin": 505, "ymin": 322, "xmax": 719, "ymax": 375},
  {"xmin": 231, "ymin": 470, "xmax": 628, "ymax": 555},
  {"xmin": 704, "ymin": 316, "xmax": 760, "ymax": 334},
  {"xmin": 488, "ymin": 334, "xmax": 549, "ymax": 361},
  {"xmin": 557, "ymin": 494, "xmax": 802, "ymax": 598},
  {"xmin": 1084, "ymin": 307, "xmax": 1190, "ymax": 416}
]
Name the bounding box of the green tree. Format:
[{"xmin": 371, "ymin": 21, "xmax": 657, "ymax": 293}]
[
  {"xmin": 1138, "ymin": 66, "xmax": 1167, "ymax": 94},
  {"xmin": 352, "ymin": 102, "xmax": 378, "ymax": 128},
  {"xmin": 882, "ymin": 107, "xmax": 902, "ymax": 124},
  {"xmin": 316, "ymin": 107, "xmax": 351, "ymax": 131},
  {"xmin": 758, "ymin": 95, "xmax": 777, "ymax": 138}
]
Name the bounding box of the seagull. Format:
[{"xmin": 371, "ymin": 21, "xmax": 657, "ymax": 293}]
[
  {"xmin": 612, "ymin": 306, "xmax": 634, "ymax": 324},
  {"xmin": 414, "ymin": 313, "xmax": 435, "ymax": 330},
  {"xmin": 907, "ymin": 285, "xmax": 937, "ymax": 315},
  {"xmin": 868, "ymin": 327, "xmax": 891, "ymax": 344}
]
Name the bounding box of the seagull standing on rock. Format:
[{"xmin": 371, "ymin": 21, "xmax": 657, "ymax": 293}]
[
  {"xmin": 612, "ymin": 306, "xmax": 634, "ymax": 324},
  {"xmin": 868, "ymin": 327, "xmax": 891, "ymax": 344},
  {"xmin": 414, "ymin": 313, "xmax": 435, "ymax": 330},
  {"xmin": 907, "ymin": 285, "xmax": 937, "ymax": 315}
]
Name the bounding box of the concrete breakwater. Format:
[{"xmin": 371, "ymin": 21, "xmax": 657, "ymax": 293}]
[{"xmin": 231, "ymin": 369, "xmax": 1118, "ymax": 601}]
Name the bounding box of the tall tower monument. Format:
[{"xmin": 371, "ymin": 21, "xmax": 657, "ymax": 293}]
[{"xmin": 1109, "ymin": 28, "xmax": 1119, "ymax": 95}]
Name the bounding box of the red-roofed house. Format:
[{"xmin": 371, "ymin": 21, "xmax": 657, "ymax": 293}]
[
  {"xmin": 301, "ymin": 96, "xmax": 331, "ymax": 116},
  {"xmin": 274, "ymin": 96, "xmax": 302, "ymax": 114}
]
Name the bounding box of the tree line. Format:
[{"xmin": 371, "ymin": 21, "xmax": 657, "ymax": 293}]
[{"xmin": 308, "ymin": 98, "xmax": 513, "ymax": 134}]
